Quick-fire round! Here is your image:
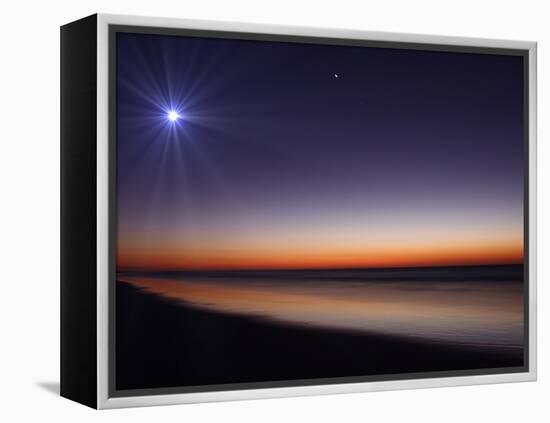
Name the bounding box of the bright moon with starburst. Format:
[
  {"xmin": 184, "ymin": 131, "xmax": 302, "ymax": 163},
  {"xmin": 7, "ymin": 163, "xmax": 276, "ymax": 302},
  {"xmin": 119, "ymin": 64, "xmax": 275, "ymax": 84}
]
[{"xmin": 167, "ymin": 110, "xmax": 180, "ymax": 122}]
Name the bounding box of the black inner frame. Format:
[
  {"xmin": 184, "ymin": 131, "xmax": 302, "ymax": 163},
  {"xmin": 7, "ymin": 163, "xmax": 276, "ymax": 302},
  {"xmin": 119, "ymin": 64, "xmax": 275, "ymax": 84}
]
[{"xmin": 108, "ymin": 24, "xmax": 530, "ymax": 398}]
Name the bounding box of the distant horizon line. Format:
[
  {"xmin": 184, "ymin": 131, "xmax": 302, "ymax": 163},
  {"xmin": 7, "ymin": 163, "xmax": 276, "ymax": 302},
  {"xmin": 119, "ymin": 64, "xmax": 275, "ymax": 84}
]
[{"xmin": 116, "ymin": 261, "xmax": 524, "ymax": 274}]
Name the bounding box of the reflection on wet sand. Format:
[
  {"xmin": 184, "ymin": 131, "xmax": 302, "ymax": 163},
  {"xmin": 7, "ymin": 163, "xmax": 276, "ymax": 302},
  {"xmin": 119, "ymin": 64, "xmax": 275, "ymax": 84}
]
[{"xmin": 118, "ymin": 266, "xmax": 523, "ymax": 349}]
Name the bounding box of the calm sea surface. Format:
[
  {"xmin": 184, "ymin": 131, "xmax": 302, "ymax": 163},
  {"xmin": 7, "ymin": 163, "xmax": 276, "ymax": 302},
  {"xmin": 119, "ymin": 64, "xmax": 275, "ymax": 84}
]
[{"xmin": 118, "ymin": 265, "xmax": 524, "ymax": 349}]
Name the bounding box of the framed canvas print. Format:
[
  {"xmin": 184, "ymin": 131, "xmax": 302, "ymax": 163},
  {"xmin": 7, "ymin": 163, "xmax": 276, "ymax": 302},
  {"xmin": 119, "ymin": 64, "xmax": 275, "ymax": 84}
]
[{"xmin": 60, "ymin": 13, "xmax": 537, "ymax": 409}]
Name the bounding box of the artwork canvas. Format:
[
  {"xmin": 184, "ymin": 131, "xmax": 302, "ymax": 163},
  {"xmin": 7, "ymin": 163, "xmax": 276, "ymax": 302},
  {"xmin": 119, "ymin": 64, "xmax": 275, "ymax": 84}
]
[
  {"xmin": 113, "ymin": 31, "xmax": 527, "ymax": 392},
  {"xmin": 60, "ymin": 14, "xmax": 536, "ymax": 409}
]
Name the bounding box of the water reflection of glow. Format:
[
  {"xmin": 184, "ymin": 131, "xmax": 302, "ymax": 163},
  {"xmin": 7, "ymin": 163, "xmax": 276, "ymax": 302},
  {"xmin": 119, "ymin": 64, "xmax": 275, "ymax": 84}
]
[{"xmin": 119, "ymin": 276, "xmax": 523, "ymax": 348}]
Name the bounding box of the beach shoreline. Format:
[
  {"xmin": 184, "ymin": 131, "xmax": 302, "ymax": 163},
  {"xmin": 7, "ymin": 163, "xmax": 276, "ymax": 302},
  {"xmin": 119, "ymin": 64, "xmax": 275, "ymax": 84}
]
[{"xmin": 115, "ymin": 280, "xmax": 523, "ymax": 391}]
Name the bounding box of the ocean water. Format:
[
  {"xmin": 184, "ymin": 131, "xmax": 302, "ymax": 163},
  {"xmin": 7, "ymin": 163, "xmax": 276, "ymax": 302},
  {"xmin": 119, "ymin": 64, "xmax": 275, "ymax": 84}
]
[{"xmin": 118, "ymin": 265, "xmax": 524, "ymax": 349}]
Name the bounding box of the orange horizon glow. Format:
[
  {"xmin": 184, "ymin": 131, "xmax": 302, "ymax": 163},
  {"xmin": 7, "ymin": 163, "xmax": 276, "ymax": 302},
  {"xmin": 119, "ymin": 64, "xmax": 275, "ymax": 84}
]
[{"xmin": 117, "ymin": 237, "xmax": 523, "ymax": 271}]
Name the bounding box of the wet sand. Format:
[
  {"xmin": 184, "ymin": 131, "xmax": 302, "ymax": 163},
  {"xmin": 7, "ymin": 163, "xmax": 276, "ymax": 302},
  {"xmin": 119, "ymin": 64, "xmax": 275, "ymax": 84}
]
[{"xmin": 115, "ymin": 281, "xmax": 523, "ymax": 391}]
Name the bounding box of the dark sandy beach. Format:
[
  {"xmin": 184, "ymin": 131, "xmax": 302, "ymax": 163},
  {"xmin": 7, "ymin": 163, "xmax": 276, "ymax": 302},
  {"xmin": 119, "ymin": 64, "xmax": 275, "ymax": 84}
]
[{"xmin": 115, "ymin": 280, "xmax": 524, "ymax": 391}]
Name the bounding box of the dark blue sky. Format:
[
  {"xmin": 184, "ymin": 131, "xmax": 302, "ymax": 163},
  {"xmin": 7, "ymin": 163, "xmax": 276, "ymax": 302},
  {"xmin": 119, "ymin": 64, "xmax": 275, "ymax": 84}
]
[{"xmin": 115, "ymin": 32, "xmax": 524, "ymax": 270}]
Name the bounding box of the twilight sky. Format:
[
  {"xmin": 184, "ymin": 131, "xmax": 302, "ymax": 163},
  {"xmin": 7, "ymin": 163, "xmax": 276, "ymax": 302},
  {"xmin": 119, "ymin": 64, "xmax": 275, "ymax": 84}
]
[{"xmin": 115, "ymin": 32, "xmax": 525, "ymax": 271}]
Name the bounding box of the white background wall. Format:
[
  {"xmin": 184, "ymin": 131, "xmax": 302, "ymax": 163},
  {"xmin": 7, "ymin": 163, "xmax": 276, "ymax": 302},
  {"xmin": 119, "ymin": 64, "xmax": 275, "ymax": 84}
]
[{"xmin": 0, "ymin": 0, "xmax": 547, "ymax": 421}]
